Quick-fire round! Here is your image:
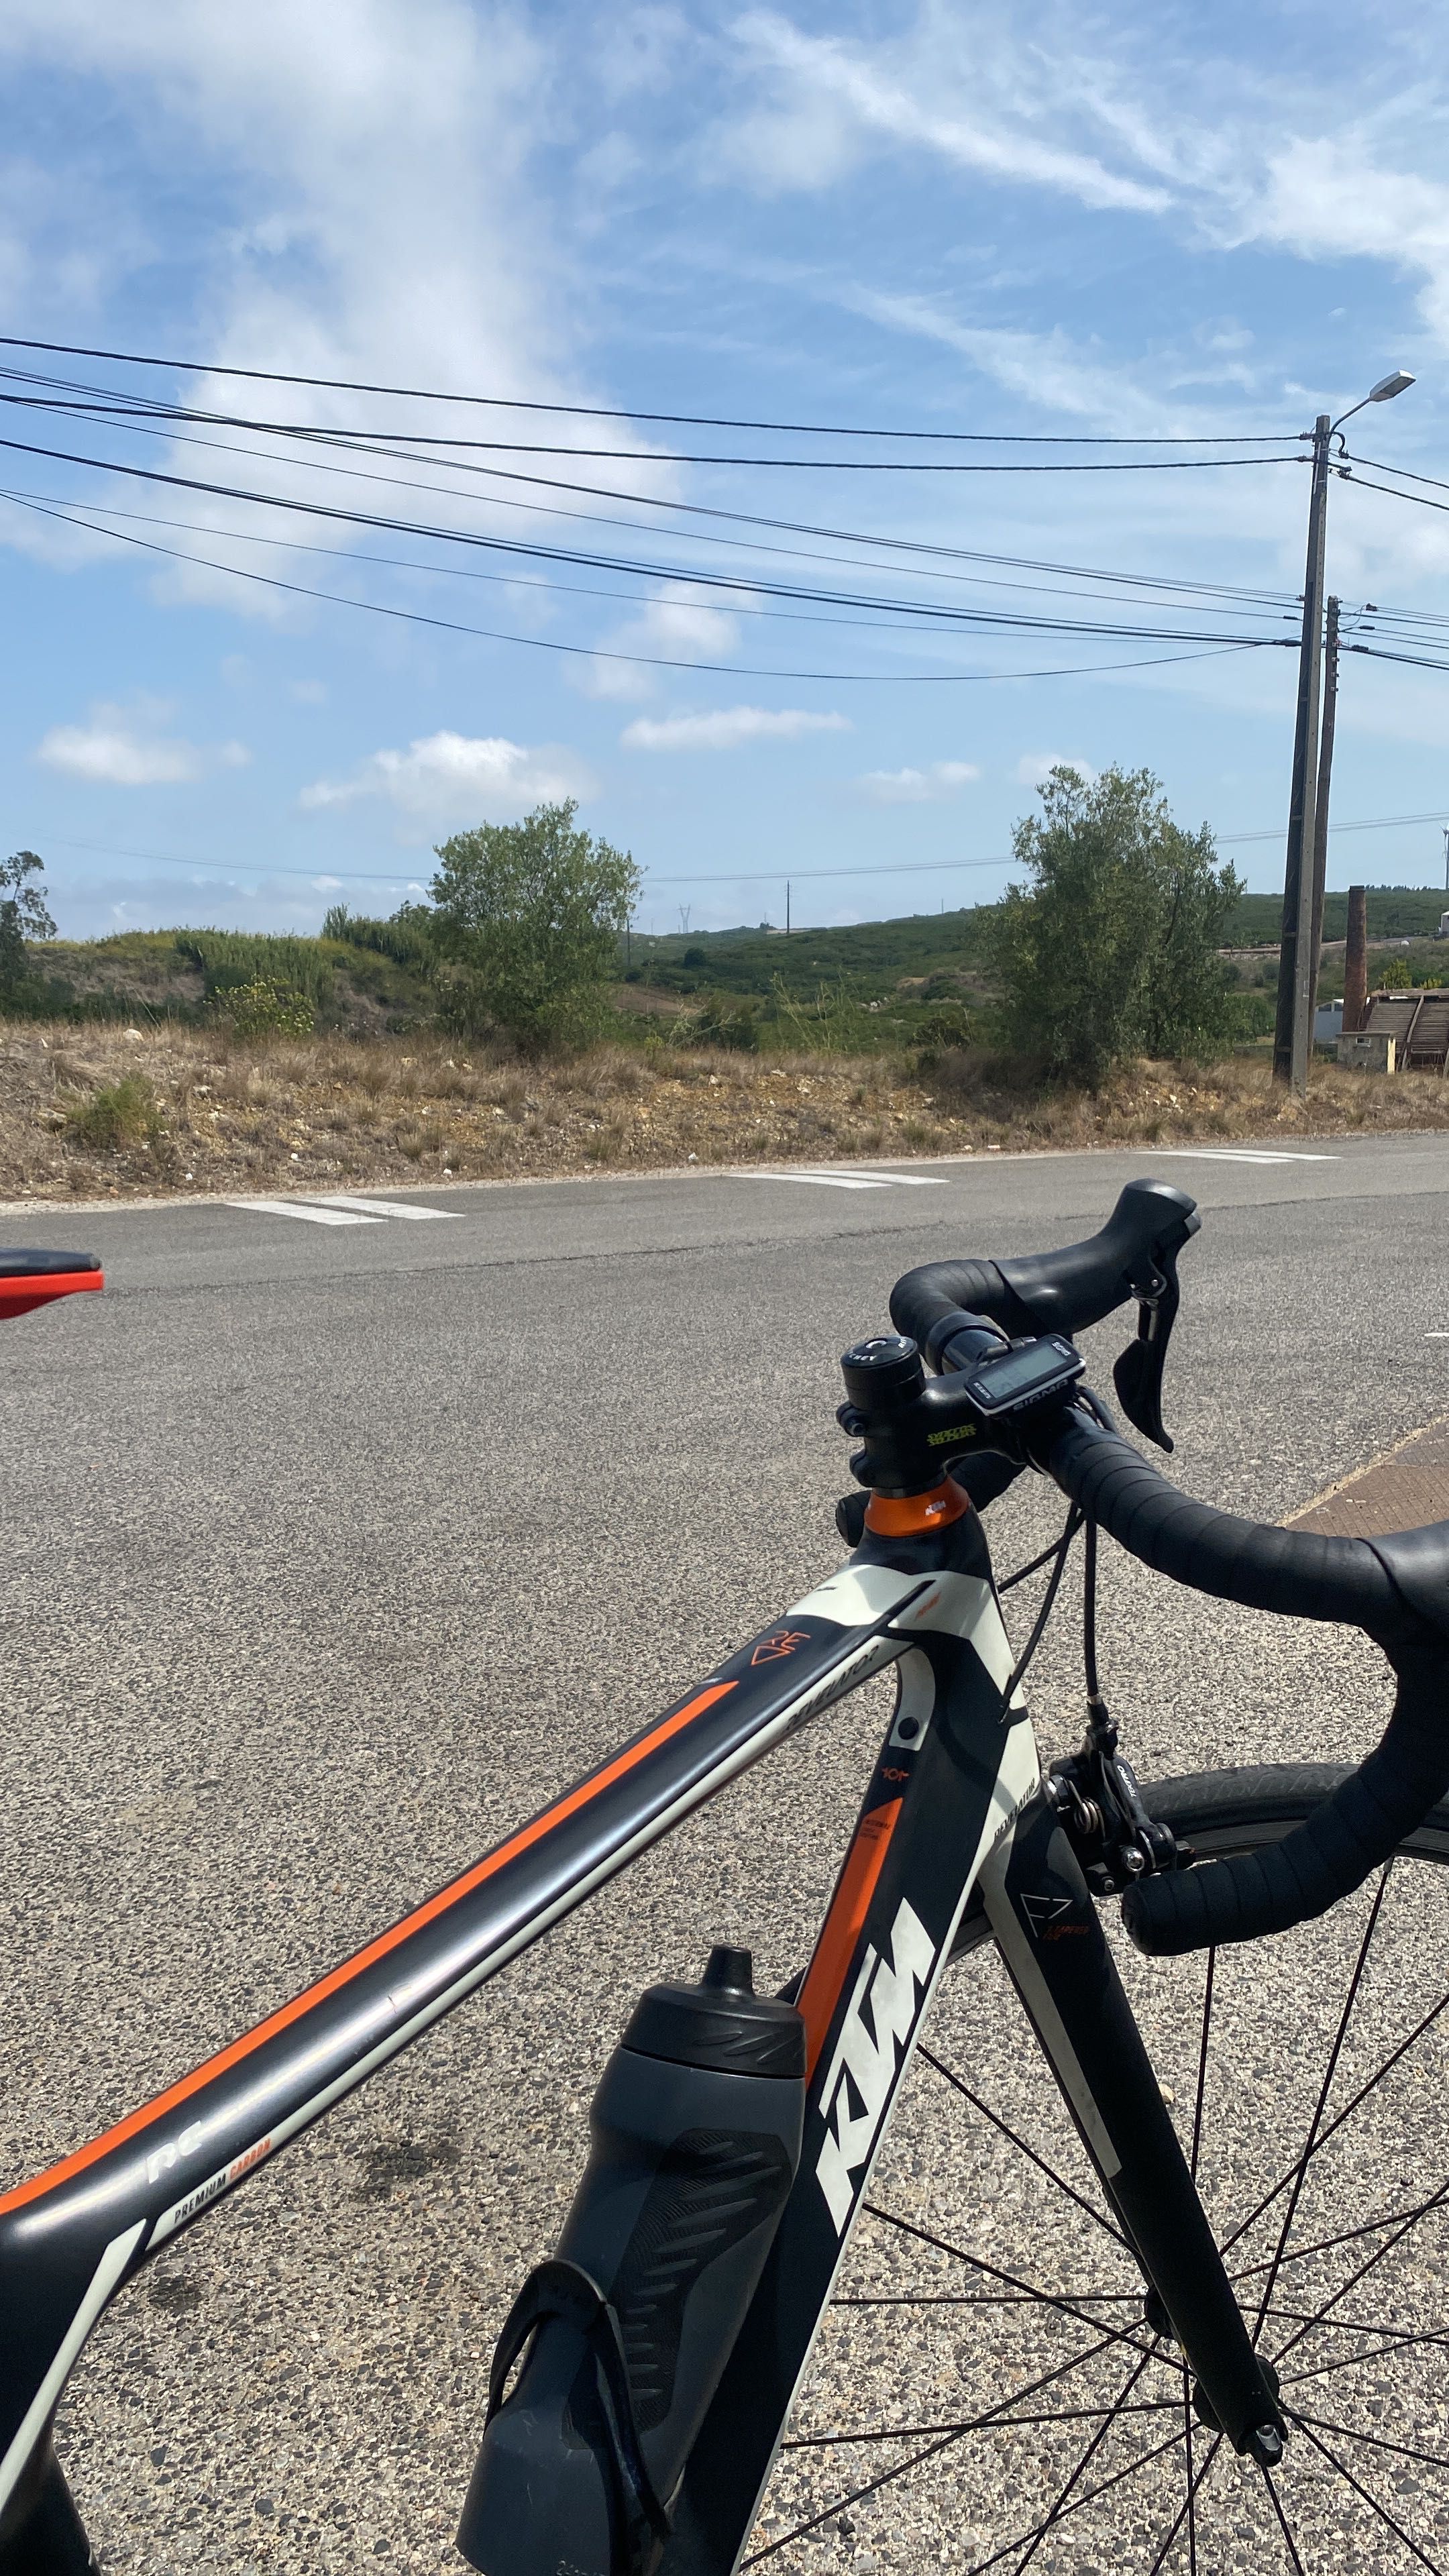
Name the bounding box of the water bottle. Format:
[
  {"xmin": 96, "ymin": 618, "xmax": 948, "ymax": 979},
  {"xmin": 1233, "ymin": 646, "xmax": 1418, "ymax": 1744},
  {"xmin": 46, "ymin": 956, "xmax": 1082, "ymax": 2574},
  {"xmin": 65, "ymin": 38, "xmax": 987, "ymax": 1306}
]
[{"xmin": 458, "ymin": 1945, "xmax": 806, "ymax": 2576}]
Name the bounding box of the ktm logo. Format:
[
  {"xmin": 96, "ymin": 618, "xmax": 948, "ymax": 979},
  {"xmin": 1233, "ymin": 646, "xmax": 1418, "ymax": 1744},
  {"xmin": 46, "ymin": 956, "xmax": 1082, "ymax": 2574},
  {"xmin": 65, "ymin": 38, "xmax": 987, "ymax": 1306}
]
[
  {"xmin": 751, "ymin": 1629, "xmax": 811, "ymax": 1666},
  {"xmin": 814, "ymin": 1897, "xmax": 938, "ymax": 2233}
]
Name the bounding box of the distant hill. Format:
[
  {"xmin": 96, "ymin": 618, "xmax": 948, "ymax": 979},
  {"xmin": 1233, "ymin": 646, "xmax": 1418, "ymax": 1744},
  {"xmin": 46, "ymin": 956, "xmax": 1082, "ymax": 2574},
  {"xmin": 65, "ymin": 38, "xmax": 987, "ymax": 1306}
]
[{"xmin": 1224, "ymin": 887, "xmax": 1449, "ymax": 945}]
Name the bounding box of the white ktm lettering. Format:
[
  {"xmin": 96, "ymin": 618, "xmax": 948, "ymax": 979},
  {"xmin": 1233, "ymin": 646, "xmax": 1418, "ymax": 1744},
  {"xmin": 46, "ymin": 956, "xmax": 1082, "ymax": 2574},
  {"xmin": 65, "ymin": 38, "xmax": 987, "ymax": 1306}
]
[{"xmin": 815, "ymin": 1898, "xmax": 936, "ymax": 2232}]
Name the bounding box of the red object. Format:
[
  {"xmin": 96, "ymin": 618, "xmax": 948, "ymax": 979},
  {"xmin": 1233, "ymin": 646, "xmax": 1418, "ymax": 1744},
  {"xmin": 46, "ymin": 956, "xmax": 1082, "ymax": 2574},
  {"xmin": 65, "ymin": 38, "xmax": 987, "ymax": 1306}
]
[{"xmin": 0, "ymin": 1269, "xmax": 104, "ymax": 1322}]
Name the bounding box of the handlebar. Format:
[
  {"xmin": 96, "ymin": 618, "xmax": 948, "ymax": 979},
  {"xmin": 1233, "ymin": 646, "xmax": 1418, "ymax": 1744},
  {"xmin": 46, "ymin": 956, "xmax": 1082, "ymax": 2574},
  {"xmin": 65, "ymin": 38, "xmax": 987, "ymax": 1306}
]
[
  {"xmin": 888, "ymin": 1187, "xmax": 1449, "ymax": 1958},
  {"xmin": 890, "ymin": 1177, "xmax": 1199, "ymax": 1360}
]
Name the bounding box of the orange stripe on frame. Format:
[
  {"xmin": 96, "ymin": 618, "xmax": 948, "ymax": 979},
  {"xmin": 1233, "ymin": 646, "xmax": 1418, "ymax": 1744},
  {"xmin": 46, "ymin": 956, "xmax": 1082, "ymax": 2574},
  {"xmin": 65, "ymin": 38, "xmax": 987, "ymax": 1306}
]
[
  {"xmin": 796, "ymin": 1799, "xmax": 903, "ymax": 2078},
  {"xmin": 0, "ymin": 1678, "xmax": 737, "ymax": 2215}
]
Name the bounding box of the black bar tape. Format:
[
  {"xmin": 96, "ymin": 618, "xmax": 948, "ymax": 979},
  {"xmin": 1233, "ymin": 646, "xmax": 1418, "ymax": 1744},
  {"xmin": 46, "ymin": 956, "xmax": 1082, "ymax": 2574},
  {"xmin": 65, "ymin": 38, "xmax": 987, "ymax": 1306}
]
[
  {"xmin": 890, "ymin": 1178, "xmax": 1199, "ymax": 1351},
  {"xmin": 1043, "ymin": 1411, "xmax": 1399, "ymax": 1631},
  {"xmin": 1043, "ymin": 1410, "xmax": 1449, "ymax": 1953}
]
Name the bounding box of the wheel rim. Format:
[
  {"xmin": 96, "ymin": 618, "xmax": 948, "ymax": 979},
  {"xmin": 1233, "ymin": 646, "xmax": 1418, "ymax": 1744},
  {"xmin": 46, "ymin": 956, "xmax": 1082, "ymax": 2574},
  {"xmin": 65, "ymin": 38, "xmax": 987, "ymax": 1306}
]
[{"xmin": 750, "ymin": 1830, "xmax": 1449, "ymax": 2573}]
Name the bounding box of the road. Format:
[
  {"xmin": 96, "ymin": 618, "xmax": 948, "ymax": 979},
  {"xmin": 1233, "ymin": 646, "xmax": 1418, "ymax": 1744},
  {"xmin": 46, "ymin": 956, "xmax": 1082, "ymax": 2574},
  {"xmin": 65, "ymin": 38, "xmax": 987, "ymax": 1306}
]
[{"xmin": 5, "ymin": 1134, "xmax": 1449, "ymax": 2571}]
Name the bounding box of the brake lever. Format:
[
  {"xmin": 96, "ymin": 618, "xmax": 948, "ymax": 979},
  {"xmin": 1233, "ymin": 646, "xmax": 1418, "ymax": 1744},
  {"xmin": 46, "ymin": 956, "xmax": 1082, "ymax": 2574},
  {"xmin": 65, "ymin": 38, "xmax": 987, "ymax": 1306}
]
[{"xmin": 1112, "ymin": 1248, "xmax": 1182, "ymax": 1454}]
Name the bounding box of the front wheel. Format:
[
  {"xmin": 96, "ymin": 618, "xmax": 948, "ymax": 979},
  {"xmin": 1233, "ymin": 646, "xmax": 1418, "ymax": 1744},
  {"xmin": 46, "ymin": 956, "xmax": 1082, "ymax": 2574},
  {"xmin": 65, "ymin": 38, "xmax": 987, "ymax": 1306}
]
[{"xmin": 751, "ymin": 1766, "xmax": 1449, "ymax": 2575}]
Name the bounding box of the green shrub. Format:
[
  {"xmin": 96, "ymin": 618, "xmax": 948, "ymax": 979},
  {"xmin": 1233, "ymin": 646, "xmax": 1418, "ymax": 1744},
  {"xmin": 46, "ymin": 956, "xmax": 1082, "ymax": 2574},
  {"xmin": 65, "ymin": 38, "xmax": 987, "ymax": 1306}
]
[
  {"xmin": 987, "ymin": 765, "xmax": 1242, "ymax": 1086},
  {"xmin": 427, "ymin": 801, "xmax": 640, "ymax": 1054},
  {"xmin": 65, "ymin": 1075, "xmax": 161, "ymax": 1150},
  {"xmin": 210, "ymin": 977, "xmax": 315, "ymax": 1038}
]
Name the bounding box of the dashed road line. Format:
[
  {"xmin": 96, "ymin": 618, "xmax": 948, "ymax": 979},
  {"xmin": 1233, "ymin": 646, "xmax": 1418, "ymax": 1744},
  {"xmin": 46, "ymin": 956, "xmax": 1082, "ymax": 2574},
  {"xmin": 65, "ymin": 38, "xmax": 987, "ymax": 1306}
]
[
  {"xmin": 736, "ymin": 1167, "xmax": 950, "ymax": 1192},
  {"xmin": 227, "ymin": 1195, "xmax": 460, "ymax": 1227},
  {"xmin": 230, "ymin": 1198, "xmax": 385, "ymax": 1227},
  {"xmin": 1155, "ymin": 1149, "xmax": 1340, "ymax": 1167},
  {"xmin": 301, "ymin": 1194, "xmax": 459, "ymax": 1220}
]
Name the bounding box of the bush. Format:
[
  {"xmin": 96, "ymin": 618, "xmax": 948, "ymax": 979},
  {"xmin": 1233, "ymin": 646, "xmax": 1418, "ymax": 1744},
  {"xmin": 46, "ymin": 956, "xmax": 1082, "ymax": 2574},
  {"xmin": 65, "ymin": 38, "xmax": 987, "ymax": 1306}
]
[
  {"xmin": 987, "ymin": 765, "xmax": 1242, "ymax": 1086},
  {"xmin": 426, "ymin": 801, "xmax": 640, "ymax": 1054},
  {"xmin": 210, "ymin": 977, "xmax": 316, "ymax": 1038},
  {"xmin": 64, "ymin": 1075, "xmax": 161, "ymax": 1150}
]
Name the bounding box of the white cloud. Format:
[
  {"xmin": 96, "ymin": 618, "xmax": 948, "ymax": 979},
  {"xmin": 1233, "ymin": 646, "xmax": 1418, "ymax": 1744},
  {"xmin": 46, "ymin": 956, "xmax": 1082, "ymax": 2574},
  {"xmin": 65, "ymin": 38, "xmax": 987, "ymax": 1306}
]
[
  {"xmin": 724, "ymin": 9, "xmax": 1171, "ymax": 213},
  {"xmin": 0, "ymin": 0, "xmax": 679, "ymax": 610},
  {"xmin": 582, "ymin": 586, "xmax": 751, "ymax": 701},
  {"xmin": 1015, "ymin": 753, "xmax": 1098, "ymax": 788},
  {"xmin": 36, "ymin": 702, "xmax": 251, "ymax": 787},
  {"xmin": 853, "ymin": 760, "xmax": 980, "ymax": 804},
  {"xmin": 290, "ymin": 679, "xmax": 328, "ymax": 706},
  {"xmin": 622, "ymin": 705, "xmax": 850, "ymax": 751},
  {"xmin": 300, "ymin": 731, "xmax": 596, "ymax": 828}
]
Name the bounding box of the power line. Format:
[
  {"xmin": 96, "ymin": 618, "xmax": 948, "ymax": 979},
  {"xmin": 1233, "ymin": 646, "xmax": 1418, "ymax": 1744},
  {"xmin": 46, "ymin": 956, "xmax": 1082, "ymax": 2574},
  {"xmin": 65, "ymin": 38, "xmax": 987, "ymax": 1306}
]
[
  {"xmin": 1, "ymin": 479, "xmax": 1287, "ymax": 651},
  {"xmin": 0, "ymin": 388, "xmax": 1303, "ymax": 474},
  {"xmin": 10, "ymin": 488, "xmax": 1276, "ymax": 684},
  {"xmin": 1, "ymin": 379, "xmax": 1305, "ymax": 608},
  {"xmin": 0, "ymin": 337, "xmax": 1303, "ymax": 446},
  {"xmin": 40, "ymin": 807, "xmax": 1449, "ymax": 900},
  {"xmin": 9, "ymin": 480, "xmax": 1297, "ymax": 631}
]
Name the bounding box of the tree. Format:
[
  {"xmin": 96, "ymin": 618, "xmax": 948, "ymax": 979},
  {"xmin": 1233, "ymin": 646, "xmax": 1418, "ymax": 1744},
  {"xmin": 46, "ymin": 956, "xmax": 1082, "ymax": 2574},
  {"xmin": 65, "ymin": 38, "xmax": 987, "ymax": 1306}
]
[
  {"xmin": 987, "ymin": 767, "xmax": 1242, "ymax": 1085},
  {"xmin": 0, "ymin": 850, "xmax": 56, "ymax": 994},
  {"xmin": 427, "ymin": 801, "xmax": 640, "ymax": 1051}
]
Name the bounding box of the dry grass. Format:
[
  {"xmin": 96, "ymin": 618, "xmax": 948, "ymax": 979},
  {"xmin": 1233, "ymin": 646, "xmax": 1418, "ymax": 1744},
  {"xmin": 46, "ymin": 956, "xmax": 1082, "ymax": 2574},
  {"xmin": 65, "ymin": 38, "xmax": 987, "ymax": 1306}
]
[{"xmin": 2, "ymin": 1020, "xmax": 1447, "ymax": 1205}]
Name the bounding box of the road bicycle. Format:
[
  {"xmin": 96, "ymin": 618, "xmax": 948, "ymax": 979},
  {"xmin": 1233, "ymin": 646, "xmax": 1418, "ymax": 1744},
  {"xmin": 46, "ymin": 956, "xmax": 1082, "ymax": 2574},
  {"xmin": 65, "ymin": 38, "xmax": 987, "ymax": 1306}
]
[{"xmin": 2, "ymin": 1181, "xmax": 1448, "ymax": 2576}]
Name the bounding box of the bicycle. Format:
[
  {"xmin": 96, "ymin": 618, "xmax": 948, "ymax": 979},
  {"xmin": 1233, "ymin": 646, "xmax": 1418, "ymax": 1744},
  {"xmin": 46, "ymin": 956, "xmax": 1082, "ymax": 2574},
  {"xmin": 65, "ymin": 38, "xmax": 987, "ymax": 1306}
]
[{"xmin": 1, "ymin": 1180, "xmax": 1447, "ymax": 2575}]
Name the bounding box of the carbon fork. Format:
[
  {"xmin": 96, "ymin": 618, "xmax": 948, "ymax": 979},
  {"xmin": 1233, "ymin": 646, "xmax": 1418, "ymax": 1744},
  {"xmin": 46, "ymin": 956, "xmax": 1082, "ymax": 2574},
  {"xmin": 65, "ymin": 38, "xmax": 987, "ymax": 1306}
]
[{"xmin": 979, "ymin": 1797, "xmax": 1285, "ymax": 2463}]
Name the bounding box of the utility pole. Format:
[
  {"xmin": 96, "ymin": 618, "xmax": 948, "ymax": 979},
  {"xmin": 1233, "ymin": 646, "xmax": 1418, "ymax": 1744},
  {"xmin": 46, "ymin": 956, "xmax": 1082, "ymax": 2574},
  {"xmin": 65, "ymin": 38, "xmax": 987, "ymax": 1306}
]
[
  {"xmin": 1273, "ymin": 415, "xmax": 1331, "ymax": 1092},
  {"xmin": 1306, "ymin": 594, "xmax": 1340, "ymax": 1039},
  {"xmin": 1270, "ymin": 371, "xmax": 1414, "ymax": 1089},
  {"xmin": 786, "ymin": 879, "xmax": 791, "ymax": 936}
]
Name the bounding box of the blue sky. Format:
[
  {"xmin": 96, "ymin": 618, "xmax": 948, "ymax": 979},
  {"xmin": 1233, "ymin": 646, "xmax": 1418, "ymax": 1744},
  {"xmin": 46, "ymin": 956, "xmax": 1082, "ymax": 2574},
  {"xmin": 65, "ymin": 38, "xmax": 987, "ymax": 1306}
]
[{"xmin": 3, "ymin": 0, "xmax": 1449, "ymax": 939}]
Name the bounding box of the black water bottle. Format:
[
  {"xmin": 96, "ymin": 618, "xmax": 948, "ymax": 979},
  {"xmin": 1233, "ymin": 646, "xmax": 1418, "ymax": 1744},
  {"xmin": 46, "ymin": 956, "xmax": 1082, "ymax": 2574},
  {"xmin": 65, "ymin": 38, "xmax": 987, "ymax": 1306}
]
[{"xmin": 458, "ymin": 1945, "xmax": 806, "ymax": 2576}]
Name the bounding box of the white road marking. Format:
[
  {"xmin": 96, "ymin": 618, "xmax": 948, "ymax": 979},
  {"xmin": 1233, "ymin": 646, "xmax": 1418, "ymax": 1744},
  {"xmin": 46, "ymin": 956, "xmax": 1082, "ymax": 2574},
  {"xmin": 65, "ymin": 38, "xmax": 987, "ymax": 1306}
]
[
  {"xmin": 229, "ymin": 1198, "xmax": 384, "ymax": 1226},
  {"xmin": 300, "ymin": 1193, "xmax": 460, "ymax": 1220},
  {"xmin": 736, "ymin": 1167, "xmax": 949, "ymax": 1191},
  {"xmin": 1155, "ymin": 1149, "xmax": 1340, "ymax": 1166}
]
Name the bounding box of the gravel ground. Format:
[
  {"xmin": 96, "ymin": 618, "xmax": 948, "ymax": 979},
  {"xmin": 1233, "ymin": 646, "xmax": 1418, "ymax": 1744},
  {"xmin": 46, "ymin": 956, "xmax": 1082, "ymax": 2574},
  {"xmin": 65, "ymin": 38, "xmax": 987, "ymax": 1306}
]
[{"xmin": 3, "ymin": 1144, "xmax": 1449, "ymax": 2571}]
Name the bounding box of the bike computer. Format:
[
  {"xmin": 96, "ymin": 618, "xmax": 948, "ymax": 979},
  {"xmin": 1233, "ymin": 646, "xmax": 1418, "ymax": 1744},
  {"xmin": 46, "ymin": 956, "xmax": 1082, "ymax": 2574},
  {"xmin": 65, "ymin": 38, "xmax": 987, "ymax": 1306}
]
[{"xmin": 961, "ymin": 1334, "xmax": 1085, "ymax": 1423}]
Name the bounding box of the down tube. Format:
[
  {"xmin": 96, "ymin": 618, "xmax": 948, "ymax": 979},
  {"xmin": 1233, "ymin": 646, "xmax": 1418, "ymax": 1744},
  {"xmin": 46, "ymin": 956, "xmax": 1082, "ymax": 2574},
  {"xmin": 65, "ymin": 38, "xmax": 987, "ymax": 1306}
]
[
  {"xmin": 0, "ymin": 1568, "xmax": 929, "ymax": 2550},
  {"xmin": 663, "ymin": 1507, "xmax": 1040, "ymax": 2576}
]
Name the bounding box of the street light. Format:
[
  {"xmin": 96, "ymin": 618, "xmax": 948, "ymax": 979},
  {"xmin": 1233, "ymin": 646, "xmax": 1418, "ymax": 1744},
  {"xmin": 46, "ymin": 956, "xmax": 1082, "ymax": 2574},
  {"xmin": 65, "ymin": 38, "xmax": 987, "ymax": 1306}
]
[{"xmin": 1273, "ymin": 370, "xmax": 1417, "ymax": 1091}]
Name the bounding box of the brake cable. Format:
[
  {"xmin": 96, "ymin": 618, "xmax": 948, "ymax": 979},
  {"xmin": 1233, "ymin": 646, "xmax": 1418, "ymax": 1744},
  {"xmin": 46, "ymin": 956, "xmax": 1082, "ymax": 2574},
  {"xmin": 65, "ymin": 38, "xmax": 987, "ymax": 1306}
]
[{"xmin": 1002, "ymin": 1505, "xmax": 1085, "ymax": 1703}]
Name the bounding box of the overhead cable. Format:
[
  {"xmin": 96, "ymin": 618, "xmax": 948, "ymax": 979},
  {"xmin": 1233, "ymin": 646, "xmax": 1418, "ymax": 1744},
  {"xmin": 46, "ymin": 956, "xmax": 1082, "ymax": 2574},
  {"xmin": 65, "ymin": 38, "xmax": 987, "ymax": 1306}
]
[{"xmin": 0, "ymin": 336, "xmax": 1303, "ymax": 445}]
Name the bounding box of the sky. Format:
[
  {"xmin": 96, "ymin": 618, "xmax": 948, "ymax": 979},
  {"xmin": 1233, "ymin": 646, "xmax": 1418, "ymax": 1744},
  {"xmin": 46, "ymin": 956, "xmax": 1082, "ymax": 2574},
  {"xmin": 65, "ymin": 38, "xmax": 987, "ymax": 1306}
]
[{"xmin": 4, "ymin": 0, "xmax": 1449, "ymax": 940}]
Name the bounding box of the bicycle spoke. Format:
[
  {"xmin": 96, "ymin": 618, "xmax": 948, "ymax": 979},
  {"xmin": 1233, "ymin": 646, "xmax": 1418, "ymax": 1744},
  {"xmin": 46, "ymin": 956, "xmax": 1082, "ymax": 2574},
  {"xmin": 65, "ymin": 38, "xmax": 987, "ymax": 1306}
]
[
  {"xmin": 1142, "ymin": 2429, "xmax": 1222, "ymax": 2576},
  {"xmin": 1289, "ymin": 2408, "xmax": 1449, "ymax": 2475},
  {"xmin": 748, "ymin": 2330, "xmax": 1124, "ymax": 2563},
  {"xmin": 784, "ymin": 2396, "xmax": 1178, "ymax": 2450},
  {"xmin": 863, "ymin": 2200, "xmax": 1155, "ymax": 2356},
  {"xmin": 1252, "ymin": 1862, "xmax": 1394, "ymax": 2342},
  {"xmin": 1234, "ymin": 2177, "xmax": 1449, "ymax": 2283},
  {"xmin": 1289, "ymin": 2410, "xmax": 1447, "ymax": 2575},
  {"xmin": 1281, "ymin": 2325, "xmax": 1449, "ymax": 2391},
  {"xmin": 1182, "ymin": 2361, "xmax": 1197, "ymax": 2576},
  {"xmin": 1008, "ymin": 2341, "xmax": 1158, "ymax": 2576},
  {"xmin": 959, "ymin": 2430, "xmax": 1187, "ymax": 2576},
  {"xmin": 832, "ymin": 2287, "xmax": 1142, "ymax": 2309},
  {"xmin": 1271, "ymin": 2182, "xmax": 1449, "ymax": 2371},
  {"xmin": 1220, "ymin": 1984, "xmax": 1449, "ymax": 2259},
  {"xmin": 1262, "ymin": 2467, "xmax": 1308, "ymax": 2576},
  {"xmin": 1262, "ymin": 2308, "xmax": 1449, "ymax": 2349},
  {"xmin": 916, "ymin": 2042, "xmax": 1128, "ymax": 2249}
]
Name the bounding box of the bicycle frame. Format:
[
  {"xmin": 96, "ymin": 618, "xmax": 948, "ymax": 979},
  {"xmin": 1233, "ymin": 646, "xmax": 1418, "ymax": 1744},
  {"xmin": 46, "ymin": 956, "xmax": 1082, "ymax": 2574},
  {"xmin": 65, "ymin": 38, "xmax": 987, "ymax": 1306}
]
[{"xmin": 0, "ymin": 1486, "xmax": 1278, "ymax": 2571}]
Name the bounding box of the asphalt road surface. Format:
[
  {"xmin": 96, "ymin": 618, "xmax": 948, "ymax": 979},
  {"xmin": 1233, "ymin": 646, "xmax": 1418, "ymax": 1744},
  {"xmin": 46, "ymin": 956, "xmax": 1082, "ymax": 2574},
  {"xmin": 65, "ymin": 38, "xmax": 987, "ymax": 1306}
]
[{"xmin": 5, "ymin": 1134, "xmax": 1449, "ymax": 2573}]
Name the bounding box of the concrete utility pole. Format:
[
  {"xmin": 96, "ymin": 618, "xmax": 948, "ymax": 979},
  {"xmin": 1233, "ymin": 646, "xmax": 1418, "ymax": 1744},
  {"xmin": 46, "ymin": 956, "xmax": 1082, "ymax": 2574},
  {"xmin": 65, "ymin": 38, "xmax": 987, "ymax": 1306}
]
[
  {"xmin": 1273, "ymin": 415, "xmax": 1331, "ymax": 1093},
  {"xmin": 1307, "ymin": 594, "xmax": 1340, "ymax": 1032},
  {"xmin": 1344, "ymin": 886, "xmax": 1368, "ymax": 1035},
  {"xmin": 1273, "ymin": 372, "xmax": 1414, "ymax": 1093}
]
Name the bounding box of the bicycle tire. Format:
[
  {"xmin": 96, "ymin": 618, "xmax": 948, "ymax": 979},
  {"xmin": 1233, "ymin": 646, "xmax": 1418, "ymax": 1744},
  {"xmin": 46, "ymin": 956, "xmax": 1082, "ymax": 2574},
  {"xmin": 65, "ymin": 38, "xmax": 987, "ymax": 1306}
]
[{"xmin": 751, "ymin": 1767, "xmax": 1449, "ymax": 2575}]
